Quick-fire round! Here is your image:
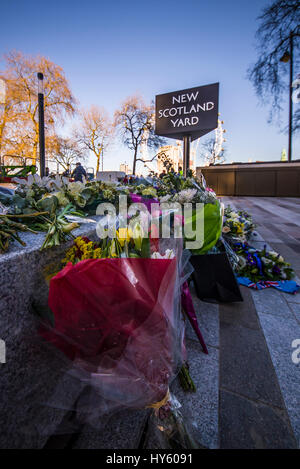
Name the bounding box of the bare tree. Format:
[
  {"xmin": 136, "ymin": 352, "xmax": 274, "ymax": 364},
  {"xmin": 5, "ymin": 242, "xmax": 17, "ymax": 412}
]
[
  {"xmin": 248, "ymin": 0, "xmax": 300, "ymax": 130},
  {"xmin": 47, "ymin": 135, "xmax": 85, "ymax": 171},
  {"xmin": 75, "ymin": 106, "xmax": 113, "ymax": 173},
  {"xmin": 200, "ymin": 137, "xmax": 226, "ymax": 165},
  {"xmin": 114, "ymin": 95, "xmax": 164, "ymax": 175}
]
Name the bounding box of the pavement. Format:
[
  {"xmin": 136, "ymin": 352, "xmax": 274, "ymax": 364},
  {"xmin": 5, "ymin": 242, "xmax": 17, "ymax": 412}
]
[{"xmin": 219, "ymin": 196, "xmax": 300, "ymax": 448}]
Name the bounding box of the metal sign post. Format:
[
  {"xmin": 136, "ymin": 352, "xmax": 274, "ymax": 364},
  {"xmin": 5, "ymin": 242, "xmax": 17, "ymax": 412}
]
[
  {"xmin": 37, "ymin": 72, "xmax": 46, "ymax": 178},
  {"xmin": 155, "ymin": 83, "xmax": 219, "ymax": 175},
  {"xmin": 183, "ymin": 135, "xmax": 191, "ymax": 177}
]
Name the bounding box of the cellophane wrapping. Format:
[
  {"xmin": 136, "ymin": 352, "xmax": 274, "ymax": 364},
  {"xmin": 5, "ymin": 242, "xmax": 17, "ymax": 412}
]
[{"xmin": 36, "ymin": 238, "xmax": 198, "ymax": 447}]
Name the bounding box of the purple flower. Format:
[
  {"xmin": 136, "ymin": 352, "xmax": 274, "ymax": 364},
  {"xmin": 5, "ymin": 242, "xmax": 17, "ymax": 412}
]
[{"xmin": 272, "ymin": 265, "xmax": 281, "ymax": 275}]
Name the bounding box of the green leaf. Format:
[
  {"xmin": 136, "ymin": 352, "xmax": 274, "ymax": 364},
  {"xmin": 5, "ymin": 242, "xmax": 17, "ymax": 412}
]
[
  {"xmin": 12, "ymin": 194, "xmax": 27, "ymax": 210},
  {"xmin": 0, "ymin": 192, "xmax": 13, "ymax": 206},
  {"xmin": 36, "ymin": 195, "xmax": 58, "ymax": 213},
  {"xmin": 141, "ymin": 237, "xmax": 150, "ymax": 258},
  {"xmin": 185, "ymin": 202, "xmax": 222, "ymax": 255},
  {"xmin": 81, "ymin": 188, "xmax": 94, "ymax": 202}
]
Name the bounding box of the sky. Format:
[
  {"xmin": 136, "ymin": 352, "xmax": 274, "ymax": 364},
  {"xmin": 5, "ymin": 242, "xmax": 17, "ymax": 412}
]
[{"xmin": 0, "ymin": 0, "xmax": 299, "ymax": 172}]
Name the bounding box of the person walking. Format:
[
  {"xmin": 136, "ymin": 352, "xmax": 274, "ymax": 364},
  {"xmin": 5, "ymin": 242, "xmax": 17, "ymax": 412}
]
[{"xmin": 72, "ymin": 162, "xmax": 87, "ymax": 182}]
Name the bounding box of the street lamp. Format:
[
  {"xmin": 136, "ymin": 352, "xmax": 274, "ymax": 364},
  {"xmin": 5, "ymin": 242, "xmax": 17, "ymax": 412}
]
[
  {"xmin": 37, "ymin": 72, "xmax": 46, "ymax": 177},
  {"xmin": 280, "ymin": 31, "xmax": 295, "ymax": 162}
]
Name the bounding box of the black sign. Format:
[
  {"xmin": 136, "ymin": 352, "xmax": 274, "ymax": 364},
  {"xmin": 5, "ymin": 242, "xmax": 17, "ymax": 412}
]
[{"xmin": 155, "ymin": 83, "xmax": 219, "ymax": 141}]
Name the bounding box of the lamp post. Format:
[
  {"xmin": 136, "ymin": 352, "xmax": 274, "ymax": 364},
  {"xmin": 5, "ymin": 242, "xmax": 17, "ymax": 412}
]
[
  {"xmin": 37, "ymin": 72, "xmax": 46, "ymax": 177},
  {"xmin": 280, "ymin": 31, "xmax": 295, "ymax": 162}
]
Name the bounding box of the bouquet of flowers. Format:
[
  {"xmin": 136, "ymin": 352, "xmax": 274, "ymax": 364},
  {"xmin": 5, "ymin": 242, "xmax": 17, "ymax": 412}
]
[
  {"xmin": 38, "ymin": 229, "xmax": 199, "ymax": 448},
  {"xmin": 2, "ymin": 170, "xmax": 223, "ymax": 257},
  {"xmin": 223, "ymin": 206, "xmax": 256, "ymax": 243},
  {"xmin": 233, "ymin": 243, "xmax": 294, "ymax": 283}
]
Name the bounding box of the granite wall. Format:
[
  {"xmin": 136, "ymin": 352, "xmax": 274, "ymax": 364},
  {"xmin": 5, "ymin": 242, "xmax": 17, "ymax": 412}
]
[{"xmin": 0, "ymin": 222, "xmax": 99, "ymax": 448}]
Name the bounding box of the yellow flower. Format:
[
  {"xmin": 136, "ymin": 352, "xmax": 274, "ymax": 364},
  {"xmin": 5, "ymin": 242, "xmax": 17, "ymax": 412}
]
[
  {"xmin": 63, "ymin": 236, "xmax": 104, "ymax": 263},
  {"xmin": 93, "ymin": 248, "xmax": 102, "ymax": 259},
  {"xmin": 117, "ymin": 228, "xmax": 131, "ymax": 246},
  {"xmin": 62, "ymin": 244, "xmax": 77, "ymax": 265},
  {"xmin": 142, "ymin": 187, "xmax": 157, "ymax": 197},
  {"xmin": 108, "ymin": 240, "xmax": 117, "ymax": 258},
  {"xmin": 129, "ymin": 222, "xmax": 144, "ymax": 251}
]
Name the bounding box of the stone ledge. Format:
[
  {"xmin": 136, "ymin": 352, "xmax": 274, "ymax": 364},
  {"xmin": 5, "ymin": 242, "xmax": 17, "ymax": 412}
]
[{"xmin": 0, "ymin": 218, "xmax": 100, "ymax": 448}]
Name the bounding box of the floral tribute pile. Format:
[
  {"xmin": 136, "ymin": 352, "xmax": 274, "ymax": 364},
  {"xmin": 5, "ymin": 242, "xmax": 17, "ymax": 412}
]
[
  {"xmin": 1, "ymin": 172, "xmax": 298, "ymax": 447},
  {"xmin": 1, "ymin": 171, "xmax": 222, "ymax": 446},
  {"xmin": 39, "ymin": 225, "xmax": 201, "ymax": 447},
  {"xmin": 0, "ymin": 172, "xmax": 222, "ymax": 254},
  {"xmin": 223, "ymin": 205, "xmax": 299, "ymax": 294},
  {"xmin": 222, "ymin": 206, "xmax": 256, "ymax": 243}
]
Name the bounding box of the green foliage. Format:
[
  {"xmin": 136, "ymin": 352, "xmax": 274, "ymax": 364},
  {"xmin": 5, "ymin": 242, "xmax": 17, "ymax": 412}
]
[{"xmin": 185, "ymin": 202, "xmax": 222, "ymax": 255}]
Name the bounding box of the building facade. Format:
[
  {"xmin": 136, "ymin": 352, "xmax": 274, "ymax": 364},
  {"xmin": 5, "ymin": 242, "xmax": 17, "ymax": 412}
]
[{"xmin": 157, "ymin": 142, "xmax": 195, "ymax": 173}]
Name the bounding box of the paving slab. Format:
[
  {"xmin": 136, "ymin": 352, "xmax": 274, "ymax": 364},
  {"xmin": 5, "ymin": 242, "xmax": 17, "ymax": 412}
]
[
  {"xmin": 72, "ymin": 409, "xmax": 149, "ymax": 449},
  {"xmin": 288, "ymin": 302, "xmax": 300, "ymax": 323},
  {"xmin": 220, "ymin": 389, "xmax": 297, "ymax": 449},
  {"xmin": 256, "ymin": 312, "xmax": 300, "ymax": 445},
  {"xmin": 251, "ymin": 288, "xmax": 295, "ymax": 319},
  {"xmin": 286, "ymin": 293, "xmax": 300, "ymax": 305},
  {"xmin": 219, "ymin": 286, "xmax": 260, "ymax": 331},
  {"xmin": 185, "ymin": 285, "xmax": 219, "ymax": 349},
  {"xmin": 220, "ymin": 320, "xmax": 284, "ymax": 408},
  {"xmin": 171, "ymin": 341, "xmax": 219, "ymax": 449}
]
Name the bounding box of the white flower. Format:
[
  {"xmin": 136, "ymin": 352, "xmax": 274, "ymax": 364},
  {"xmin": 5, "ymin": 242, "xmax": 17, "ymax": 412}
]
[
  {"xmin": 164, "ymin": 249, "xmax": 175, "ymax": 258},
  {"xmin": 67, "ymin": 181, "xmax": 84, "ymax": 196},
  {"xmin": 151, "ymin": 249, "xmax": 175, "ymax": 259},
  {"xmin": 230, "ymin": 211, "xmax": 239, "ymax": 218},
  {"xmin": 269, "ymin": 251, "xmax": 279, "ymax": 257},
  {"xmin": 13, "ymin": 174, "xmax": 53, "ymax": 190},
  {"xmin": 159, "ymin": 194, "xmax": 172, "ymax": 203},
  {"xmin": 177, "ymin": 189, "xmax": 197, "ymax": 204},
  {"xmin": 53, "ymin": 191, "xmax": 69, "ymax": 207},
  {"xmin": 50, "ymin": 175, "xmax": 69, "ymax": 190},
  {"xmin": 278, "ymin": 255, "xmax": 284, "ymax": 263},
  {"xmin": 261, "ymin": 257, "xmax": 272, "ymax": 265}
]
